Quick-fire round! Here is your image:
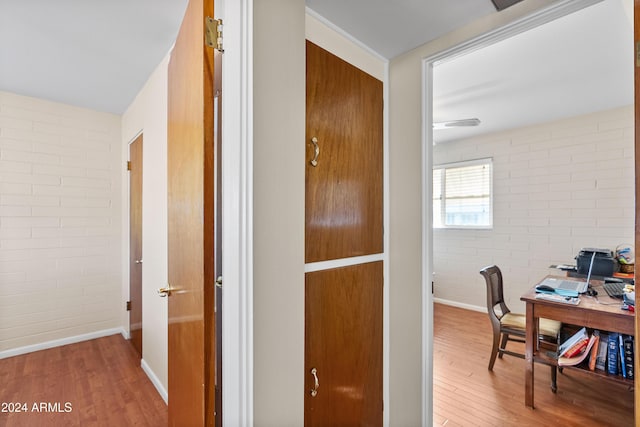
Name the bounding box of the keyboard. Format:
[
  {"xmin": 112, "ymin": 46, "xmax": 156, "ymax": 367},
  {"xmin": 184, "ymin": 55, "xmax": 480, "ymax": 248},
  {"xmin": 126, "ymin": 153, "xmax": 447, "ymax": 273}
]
[{"xmin": 603, "ymin": 282, "xmax": 625, "ymax": 299}]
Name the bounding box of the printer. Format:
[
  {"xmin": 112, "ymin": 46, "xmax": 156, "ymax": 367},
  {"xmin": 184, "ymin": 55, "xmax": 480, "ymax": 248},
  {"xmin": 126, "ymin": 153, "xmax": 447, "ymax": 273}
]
[{"xmin": 575, "ymin": 248, "xmax": 615, "ymax": 277}]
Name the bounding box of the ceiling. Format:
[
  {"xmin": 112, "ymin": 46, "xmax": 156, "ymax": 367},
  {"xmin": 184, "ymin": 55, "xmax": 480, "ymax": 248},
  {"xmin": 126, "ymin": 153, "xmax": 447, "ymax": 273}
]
[
  {"xmin": 0, "ymin": 0, "xmax": 633, "ymax": 141},
  {"xmin": 305, "ymin": 0, "xmax": 498, "ymax": 59},
  {"xmin": 0, "ymin": 0, "xmax": 189, "ymax": 114},
  {"xmin": 432, "ymin": 0, "xmax": 633, "ymax": 144}
]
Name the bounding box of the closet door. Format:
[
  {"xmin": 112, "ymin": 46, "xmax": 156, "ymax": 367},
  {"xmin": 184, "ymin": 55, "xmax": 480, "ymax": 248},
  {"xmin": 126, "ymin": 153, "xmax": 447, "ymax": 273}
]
[
  {"xmin": 304, "ymin": 41, "xmax": 384, "ymax": 426},
  {"xmin": 305, "ymin": 262, "xmax": 383, "ymax": 426},
  {"xmin": 305, "ymin": 41, "xmax": 383, "ymax": 263}
]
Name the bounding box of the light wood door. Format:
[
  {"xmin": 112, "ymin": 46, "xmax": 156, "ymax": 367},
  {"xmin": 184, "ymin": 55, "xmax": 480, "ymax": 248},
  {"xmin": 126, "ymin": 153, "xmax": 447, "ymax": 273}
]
[
  {"xmin": 129, "ymin": 134, "xmax": 143, "ymax": 357},
  {"xmin": 305, "ymin": 41, "xmax": 383, "ymax": 263},
  {"xmin": 167, "ymin": 0, "xmax": 219, "ymax": 424},
  {"xmin": 305, "ymin": 262, "xmax": 383, "ymax": 426}
]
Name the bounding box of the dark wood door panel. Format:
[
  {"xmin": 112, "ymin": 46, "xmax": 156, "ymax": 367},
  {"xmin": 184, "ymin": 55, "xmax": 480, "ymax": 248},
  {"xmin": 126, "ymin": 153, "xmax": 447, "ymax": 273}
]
[
  {"xmin": 129, "ymin": 134, "xmax": 143, "ymax": 358},
  {"xmin": 305, "ymin": 262, "xmax": 383, "ymax": 427},
  {"xmin": 305, "ymin": 41, "xmax": 383, "ymax": 263}
]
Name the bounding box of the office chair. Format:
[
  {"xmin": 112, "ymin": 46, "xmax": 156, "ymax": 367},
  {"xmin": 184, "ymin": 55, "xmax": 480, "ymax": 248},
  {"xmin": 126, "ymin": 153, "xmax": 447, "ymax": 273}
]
[{"xmin": 479, "ymin": 265, "xmax": 562, "ymax": 392}]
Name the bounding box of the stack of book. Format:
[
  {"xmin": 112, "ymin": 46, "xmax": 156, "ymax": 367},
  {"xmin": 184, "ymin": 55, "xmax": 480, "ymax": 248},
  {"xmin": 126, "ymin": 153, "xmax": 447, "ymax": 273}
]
[
  {"xmin": 557, "ymin": 327, "xmax": 634, "ymax": 380},
  {"xmin": 557, "ymin": 327, "xmax": 596, "ymax": 367}
]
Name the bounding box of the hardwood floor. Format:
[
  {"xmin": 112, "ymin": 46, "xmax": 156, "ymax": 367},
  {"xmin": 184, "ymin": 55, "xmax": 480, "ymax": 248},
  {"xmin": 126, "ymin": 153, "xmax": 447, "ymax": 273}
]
[
  {"xmin": 0, "ymin": 334, "xmax": 167, "ymax": 426},
  {"xmin": 2, "ymin": 306, "xmax": 633, "ymax": 426},
  {"xmin": 434, "ymin": 303, "xmax": 634, "ymax": 426}
]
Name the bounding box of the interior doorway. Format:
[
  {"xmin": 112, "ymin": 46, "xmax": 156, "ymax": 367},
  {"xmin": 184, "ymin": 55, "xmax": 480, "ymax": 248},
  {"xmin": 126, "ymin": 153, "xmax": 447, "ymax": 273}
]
[{"xmin": 422, "ymin": 0, "xmax": 614, "ymax": 421}]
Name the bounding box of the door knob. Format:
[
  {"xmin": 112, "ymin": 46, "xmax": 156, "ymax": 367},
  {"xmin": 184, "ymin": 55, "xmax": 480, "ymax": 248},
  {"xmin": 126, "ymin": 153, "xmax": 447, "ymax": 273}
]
[
  {"xmin": 158, "ymin": 284, "xmax": 172, "ymax": 297},
  {"xmin": 216, "ymin": 276, "xmax": 223, "ymax": 288},
  {"xmin": 135, "ymin": 259, "xmax": 143, "ymax": 264}
]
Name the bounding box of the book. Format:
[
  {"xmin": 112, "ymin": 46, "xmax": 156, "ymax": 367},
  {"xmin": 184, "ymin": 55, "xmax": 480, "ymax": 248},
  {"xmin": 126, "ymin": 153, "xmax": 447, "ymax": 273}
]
[
  {"xmin": 588, "ymin": 331, "xmax": 600, "ymax": 371},
  {"xmin": 558, "ymin": 334, "xmax": 598, "ymax": 366},
  {"xmin": 563, "ymin": 338, "xmax": 589, "ymax": 358},
  {"xmin": 595, "ymin": 333, "xmax": 608, "ymax": 371},
  {"xmin": 558, "ymin": 327, "xmax": 589, "ymax": 358},
  {"xmin": 619, "ymin": 334, "xmax": 626, "ymax": 378},
  {"xmin": 607, "ymin": 333, "xmax": 619, "ymax": 375},
  {"xmin": 623, "ymin": 335, "xmax": 634, "ymax": 380}
]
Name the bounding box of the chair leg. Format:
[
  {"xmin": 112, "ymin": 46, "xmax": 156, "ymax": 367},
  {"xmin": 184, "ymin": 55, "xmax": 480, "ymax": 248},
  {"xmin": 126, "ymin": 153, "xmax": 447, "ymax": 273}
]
[
  {"xmin": 498, "ymin": 333, "xmax": 509, "ymax": 359},
  {"xmin": 488, "ymin": 332, "xmax": 501, "ymax": 370},
  {"xmin": 550, "ymin": 366, "xmax": 557, "ymax": 393}
]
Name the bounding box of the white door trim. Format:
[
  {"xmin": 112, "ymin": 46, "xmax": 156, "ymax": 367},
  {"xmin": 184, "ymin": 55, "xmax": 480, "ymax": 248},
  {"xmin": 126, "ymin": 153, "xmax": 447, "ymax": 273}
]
[
  {"xmin": 420, "ymin": 0, "xmax": 602, "ymax": 424},
  {"xmin": 221, "ymin": 0, "xmax": 254, "ymax": 425}
]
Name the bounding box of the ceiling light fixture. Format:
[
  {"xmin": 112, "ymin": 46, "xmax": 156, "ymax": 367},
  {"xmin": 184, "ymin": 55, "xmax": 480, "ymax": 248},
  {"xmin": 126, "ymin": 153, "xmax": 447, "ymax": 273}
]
[
  {"xmin": 433, "ymin": 118, "xmax": 481, "ymax": 130},
  {"xmin": 491, "ymin": 0, "xmax": 524, "ymax": 11}
]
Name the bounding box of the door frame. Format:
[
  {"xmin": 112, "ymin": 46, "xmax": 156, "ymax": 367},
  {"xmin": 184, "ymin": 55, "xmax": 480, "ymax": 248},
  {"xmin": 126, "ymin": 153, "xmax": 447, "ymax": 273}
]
[
  {"xmin": 221, "ymin": 0, "xmax": 254, "ymax": 424},
  {"xmin": 420, "ymin": 0, "xmax": 604, "ymax": 424}
]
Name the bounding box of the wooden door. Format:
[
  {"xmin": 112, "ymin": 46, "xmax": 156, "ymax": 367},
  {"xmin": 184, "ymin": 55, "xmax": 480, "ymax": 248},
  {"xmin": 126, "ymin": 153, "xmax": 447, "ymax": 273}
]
[
  {"xmin": 166, "ymin": 0, "xmax": 219, "ymax": 425},
  {"xmin": 305, "ymin": 262, "xmax": 383, "ymax": 426},
  {"xmin": 305, "ymin": 41, "xmax": 384, "ymax": 263},
  {"xmin": 305, "ymin": 41, "xmax": 384, "ymax": 426},
  {"xmin": 129, "ymin": 134, "xmax": 143, "ymax": 357}
]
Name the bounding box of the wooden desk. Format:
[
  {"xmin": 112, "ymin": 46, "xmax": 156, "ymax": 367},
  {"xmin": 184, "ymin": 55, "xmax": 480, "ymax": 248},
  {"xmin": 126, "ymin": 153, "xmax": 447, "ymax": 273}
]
[{"xmin": 520, "ymin": 276, "xmax": 634, "ymax": 408}]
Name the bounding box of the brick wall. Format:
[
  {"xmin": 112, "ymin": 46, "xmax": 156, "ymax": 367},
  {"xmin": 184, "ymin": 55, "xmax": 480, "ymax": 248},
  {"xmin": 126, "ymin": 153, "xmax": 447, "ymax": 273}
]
[
  {"xmin": 433, "ymin": 106, "xmax": 635, "ymax": 311},
  {"xmin": 0, "ymin": 91, "xmax": 122, "ymax": 352}
]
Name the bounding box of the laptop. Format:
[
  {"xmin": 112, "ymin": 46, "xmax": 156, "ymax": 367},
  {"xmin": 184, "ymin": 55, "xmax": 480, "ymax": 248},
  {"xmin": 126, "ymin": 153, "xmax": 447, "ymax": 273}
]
[{"xmin": 536, "ymin": 252, "xmax": 596, "ymax": 296}]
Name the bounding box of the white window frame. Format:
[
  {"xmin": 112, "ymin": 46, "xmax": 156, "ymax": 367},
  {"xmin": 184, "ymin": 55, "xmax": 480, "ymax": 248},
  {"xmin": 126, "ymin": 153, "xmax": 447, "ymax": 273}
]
[{"xmin": 433, "ymin": 157, "xmax": 493, "ymax": 229}]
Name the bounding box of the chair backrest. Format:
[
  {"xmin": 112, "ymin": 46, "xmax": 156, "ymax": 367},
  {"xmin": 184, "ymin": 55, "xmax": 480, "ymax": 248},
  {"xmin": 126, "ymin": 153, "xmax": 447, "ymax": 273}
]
[{"xmin": 479, "ymin": 265, "xmax": 511, "ymax": 321}]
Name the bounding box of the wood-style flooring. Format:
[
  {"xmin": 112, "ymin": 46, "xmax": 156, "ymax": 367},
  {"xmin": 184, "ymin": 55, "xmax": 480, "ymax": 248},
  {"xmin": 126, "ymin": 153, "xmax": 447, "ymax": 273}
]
[
  {"xmin": 434, "ymin": 303, "xmax": 634, "ymax": 426},
  {"xmin": 1, "ymin": 307, "xmax": 634, "ymax": 426},
  {"xmin": 0, "ymin": 334, "xmax": 167, "ymax": 426}
]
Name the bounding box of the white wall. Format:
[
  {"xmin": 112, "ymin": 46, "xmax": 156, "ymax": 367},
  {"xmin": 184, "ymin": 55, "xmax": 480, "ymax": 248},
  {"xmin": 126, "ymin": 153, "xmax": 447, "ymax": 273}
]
[
  {"xmin": 434, "ymin": 106, "xmax": 635, "ymax": 311},
  {"xmin": 0, "ymin": 91, "xmax": 122, "ymax": 354},
  {"xmin": 121, "ymin": 54, "xmax": 170, "ymax": 398},
  {"xmin": 253, "ymin": 0, "xmax": 305, "ymax": 424}
]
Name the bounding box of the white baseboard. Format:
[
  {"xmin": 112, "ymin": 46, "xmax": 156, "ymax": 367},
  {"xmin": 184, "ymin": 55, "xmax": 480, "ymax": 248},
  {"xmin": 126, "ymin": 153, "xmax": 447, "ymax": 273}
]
[
  {"xmin": 434, "ymin": 297, "xmax": 485, "ymax": 313},
  {"xmin": 141, "ymin": 358, "xmax": 168, "ymax": 404},
  {"xmin": 0, "ymin": 327, "xmax": 126, "ymax": 359}
]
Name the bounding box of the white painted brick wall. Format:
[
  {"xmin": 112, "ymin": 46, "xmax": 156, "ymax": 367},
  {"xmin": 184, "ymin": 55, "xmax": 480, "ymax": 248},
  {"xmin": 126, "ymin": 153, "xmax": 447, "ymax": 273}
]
[
  {"xmin": 0, "ymin": 91, "xmax": 122, "ymax": 351},
  {"xmin": 433, "ymin": 106, "xmax": 634, "ymax": 311}
]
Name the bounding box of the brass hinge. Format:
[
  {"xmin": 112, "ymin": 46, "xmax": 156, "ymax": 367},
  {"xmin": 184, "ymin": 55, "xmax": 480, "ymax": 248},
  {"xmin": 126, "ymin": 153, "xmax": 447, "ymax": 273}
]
[
  {"xmin": 126, "ymin": 161, "xmax": 131, "ymax": 171},
  {"xmin": 205, "ymin": 17, "xmax": 224, "ymax": 52},
  {"xmin": 126, "ymin": 301, "xmax": 131, "ymax": 311}
]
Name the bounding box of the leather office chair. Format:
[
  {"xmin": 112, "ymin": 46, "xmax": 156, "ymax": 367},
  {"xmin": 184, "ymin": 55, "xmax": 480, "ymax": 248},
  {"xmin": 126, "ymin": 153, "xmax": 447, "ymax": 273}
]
[{"xmin": 479, "ymin": 265, "xmax": 562, "ymax": 392}]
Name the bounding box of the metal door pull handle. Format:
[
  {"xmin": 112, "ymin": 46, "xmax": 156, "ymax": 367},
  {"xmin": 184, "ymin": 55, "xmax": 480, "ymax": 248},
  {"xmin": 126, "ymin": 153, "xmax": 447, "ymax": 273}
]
[
  {"xmin": 310, "ymin": 367, "xmax": 319, "ymax": 397},
  {"xmin": 310, "ymin": 137, "xmax": 319, "ymax": 167}
]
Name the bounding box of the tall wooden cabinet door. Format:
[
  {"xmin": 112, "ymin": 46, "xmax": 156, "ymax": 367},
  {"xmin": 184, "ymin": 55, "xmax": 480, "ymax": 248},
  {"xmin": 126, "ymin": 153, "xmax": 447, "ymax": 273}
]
[
  {"xmin": 305, "ymin": 262, "xmax": 383, "ymax": 426},
  {"xmin": 305, "ymin": 41, "xmax": 383, "ymax": 263},
  {"xmin": 166, "ymin": 0, "xmax": 219, "ymax": 425}
]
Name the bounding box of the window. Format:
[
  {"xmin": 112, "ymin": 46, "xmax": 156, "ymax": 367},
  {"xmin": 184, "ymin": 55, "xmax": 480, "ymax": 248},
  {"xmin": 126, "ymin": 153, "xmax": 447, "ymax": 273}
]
[{"xmin": 433, "ymin": 158, "xmax": 493, "ymax": 228}]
